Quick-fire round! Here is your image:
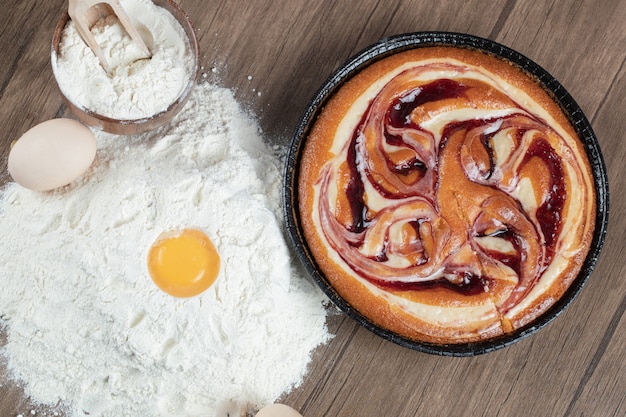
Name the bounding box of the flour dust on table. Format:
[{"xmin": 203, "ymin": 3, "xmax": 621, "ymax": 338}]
[{"xmin": 0, "ymin": 82, "xmax": 331, "ymax": 417}]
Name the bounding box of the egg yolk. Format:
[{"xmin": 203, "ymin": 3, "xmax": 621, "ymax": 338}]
[{"xmin": 147, "ymin": 228, "xmax": 220, "ymax": 298}]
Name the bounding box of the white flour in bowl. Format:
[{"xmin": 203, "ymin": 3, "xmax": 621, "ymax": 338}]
[
  {"xmin": 0, "ymin": 82, "xmax": 331, "ymax": 417},
  {"xmin": 52, "ymin": 0, "xmax": 194, "ymax": 119}
]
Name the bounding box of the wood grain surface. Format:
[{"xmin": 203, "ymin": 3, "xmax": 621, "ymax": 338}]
[{"xmin": 1, "ymin": 0, "xmax": 625, "ymax": 416}]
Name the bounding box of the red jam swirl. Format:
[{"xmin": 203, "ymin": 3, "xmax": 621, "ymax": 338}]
[{"xmin": 317, "ymin": 74, "xmax": 572, "ymax": 313}]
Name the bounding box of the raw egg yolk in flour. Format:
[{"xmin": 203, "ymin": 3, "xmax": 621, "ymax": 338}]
[{"xmin": 147, "ymin": 229, "xmax": 220, "ymax": 297}]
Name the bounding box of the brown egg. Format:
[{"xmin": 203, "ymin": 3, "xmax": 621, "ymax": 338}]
[
  {"xmin": 8, "ymin": 118, "xmax": 96, "ymax": 191},
  {"xmin": 256, "ymin": 404, "xmax": 303, "ymax": 417}
]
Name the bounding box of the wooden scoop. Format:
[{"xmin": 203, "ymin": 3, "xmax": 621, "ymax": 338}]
[{"xmin": 68, "ymin": 0, "xmax": 151, "ymax": 73}]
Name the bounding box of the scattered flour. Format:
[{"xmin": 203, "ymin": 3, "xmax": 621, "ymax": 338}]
[
  {"xmin": 0, "ymin": 82, "xmax": 331, "ymax": 417},
  {"xmin": 52, "ymin": 0, "xmax": 194, "ymax": 119}
]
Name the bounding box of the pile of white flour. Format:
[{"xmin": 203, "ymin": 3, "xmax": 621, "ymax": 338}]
[
  {"xmin": 52, "ymin": 0, "xmax": 194, "ymax": 119},
  {"xmin": 0, "ymin": 83, "xmax": 330, "ymax": 417}
]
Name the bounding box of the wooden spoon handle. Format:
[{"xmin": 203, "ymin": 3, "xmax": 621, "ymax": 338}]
[{"xmin": 67, "ymin": 0, "xmax": 151, "ymax": 73}]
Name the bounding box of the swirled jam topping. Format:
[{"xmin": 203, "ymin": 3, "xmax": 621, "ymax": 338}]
[{"xmin": 299, "ymin": 47, "xmax": 595, "ymax": 343}]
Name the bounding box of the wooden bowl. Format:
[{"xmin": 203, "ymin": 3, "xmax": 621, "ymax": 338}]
[{"xmin": 51, "ymin": 0, "xmax": 199, "ymax": 135}]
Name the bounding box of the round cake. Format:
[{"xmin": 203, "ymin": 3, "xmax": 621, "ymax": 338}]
[{"xmin": 297, "ymin": 45, "xmax": 596, "ymax": 344}]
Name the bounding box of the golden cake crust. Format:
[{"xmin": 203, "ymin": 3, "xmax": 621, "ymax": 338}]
[{"xmin": 298, "ymin": 46, "xmax": 596, "ymax": 344}]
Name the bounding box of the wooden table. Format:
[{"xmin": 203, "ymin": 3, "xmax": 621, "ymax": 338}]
[{"xmin": 1, "ymin": 0, "xmax": 625, "ymax": 416}]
